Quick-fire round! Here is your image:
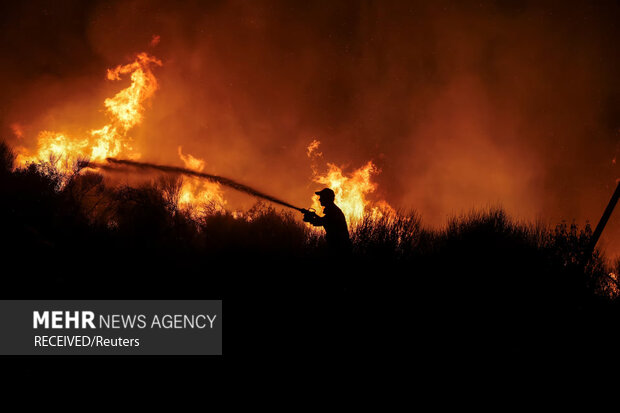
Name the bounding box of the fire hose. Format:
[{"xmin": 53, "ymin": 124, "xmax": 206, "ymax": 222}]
[{"xmin": 83, "ymin": 157, "xmax": 320, "ymax": 221}]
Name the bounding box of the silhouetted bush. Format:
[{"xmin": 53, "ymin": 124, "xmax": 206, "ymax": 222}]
[{"xmin": 2, "ymin": 141, "xmax": 619, "ymax": 361}]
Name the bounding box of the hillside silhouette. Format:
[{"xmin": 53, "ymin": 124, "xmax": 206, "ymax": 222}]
[{"xmin": 1, "ymin": 141, "xmax": 619, "ymax": 365}]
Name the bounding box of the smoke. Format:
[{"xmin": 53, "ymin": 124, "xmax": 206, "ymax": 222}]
[{"xmin": 2, "ymin": 1, "xmax": 620, "ymax": 253}]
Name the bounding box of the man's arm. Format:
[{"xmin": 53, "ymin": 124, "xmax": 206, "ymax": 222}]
[
  {"xmin": 308, "ymin": 214, "xmax": 326, "ymax": 227},
  {"xmin": 301, "ymin": 209, "xmax": 326, "ymax": 227}
]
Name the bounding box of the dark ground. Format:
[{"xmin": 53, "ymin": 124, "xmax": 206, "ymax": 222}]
[{"xmin": 1, "ymin": 141, "xmax": 619, "ymax": 381}]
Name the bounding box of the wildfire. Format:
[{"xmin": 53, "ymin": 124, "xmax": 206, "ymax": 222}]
[
  {"xmin": 12, "ymin": 52, "xmax": 391, "ymax": 222},
  {"xmin": 16, "ymin": 52, "xmax": 162, "ymax": 172},
  {"xmin": 177, "ymin": 146, "xmax": 226, "ymax": 215},
  {"xmin": 307, "ymin": 140, "xmax": 393, "ymax": 225},
  {"xmin": 104, "ymin": 53, "xmax": 161, "ymax": 131},
  {"xmin": 15, "ymin": 50, "xmax": 225, "ymax": 215}
]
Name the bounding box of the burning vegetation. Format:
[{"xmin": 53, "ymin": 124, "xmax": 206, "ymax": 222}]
[
  {"xmin": 5, "ymin": 51, "xmax": 620, "ymax": 307},
  {"xmin": 16, "ymin": 53, "xmax": 162, "ymax": 171},
  {"xmin": 13, "ymin": 52, "xmax": 390, "ymax": 227},
  {"xmin": 3, "ymin": 0, "xmax": 620, "ymax": 362},
  {"xmin": 1, "ymin": 136, "xmax": 619, "ymax": 360},
  {"xmin": 308, "ymin": 139, "xmax": 394, "ymax": 225}
]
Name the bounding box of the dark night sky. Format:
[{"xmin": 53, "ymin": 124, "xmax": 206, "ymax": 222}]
[{"xmin": 2, "ymin": 0, "xmax": 620, "ymax": 254}]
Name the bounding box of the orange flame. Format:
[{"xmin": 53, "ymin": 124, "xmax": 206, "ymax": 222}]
[
  {"xmin": 104, "ymin": 53, "xmax": 161, "ymax": 131},
  {"xmin": 308, "ymin": 140, "xmax": 393, "ymax": 225},
  {"xmin": 13, "ymin": 54, "xmax": 391, "ymax": 221},
  {"xmin": 16, "ymin": 52, "xmax": 162, "ymax": 171},
  {"xmin": 15, "ymin": 51, "xmax": 225, "ymax": 216},
  {"xmin": 177, "ymin": 146, "xmax": 226, "ymax": 215},
  {"xmin": 306, "ymin": 139, "xmax": 322, "ymax": 158}
]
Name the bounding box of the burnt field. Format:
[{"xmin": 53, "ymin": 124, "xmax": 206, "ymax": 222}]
[{"xmin": 2, "ymin": 141, "xmax": 620, "ymax": 366}]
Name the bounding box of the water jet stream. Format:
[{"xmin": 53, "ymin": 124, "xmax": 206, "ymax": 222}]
[{"xmin": 86, "ymin": 157, "xmax": 305, "ymax": 212}]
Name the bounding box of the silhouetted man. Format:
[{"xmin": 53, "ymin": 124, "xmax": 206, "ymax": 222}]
[{"xmin": 303, "ymin": 188, "xmax": 352, "ymax": 257}]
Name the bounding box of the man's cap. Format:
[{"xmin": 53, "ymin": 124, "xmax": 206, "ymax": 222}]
[{"xmin": 315, "ymin": 188, "xmax": 335, "ymax": 200}]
